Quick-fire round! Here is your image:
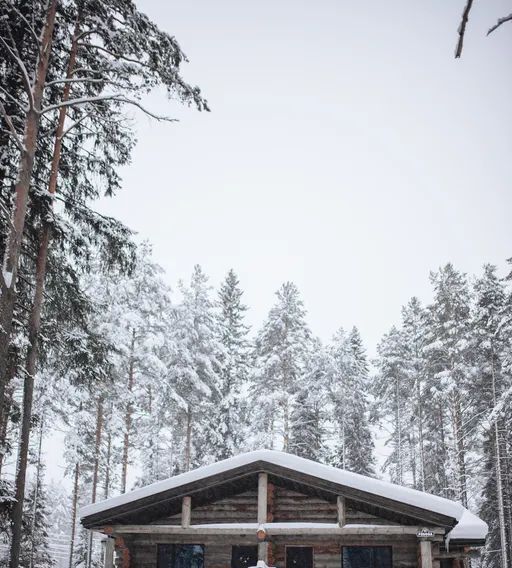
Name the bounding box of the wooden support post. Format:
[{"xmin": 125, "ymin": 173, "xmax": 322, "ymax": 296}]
[
  {"xmin": 258, "ymin": 542, "xmax": 268, "ymax": 564},
  {"xmin": 104, "ymin": 537, "xmax": 114, "ymax": 568},
  {"xmin": 182, "ymin": 496, "xmax": 192, "ymax": 528},
  {"xmin": 419, "ymin": 540, "xmax": 433, "ymax": 568},
  {"xmin": 258, "ymin": 472, "xmax": 268, "ymax": 524},
  {"xmin": 337, "ymin": 496, "xmax": 346, "ymax": 527},
  {"xmin": 115, "ymin": 536, "xmax": 131, "ymax": 568}
]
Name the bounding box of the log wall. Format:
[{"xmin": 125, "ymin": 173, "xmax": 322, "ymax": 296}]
[
  {"xmin": 155, "ymin": 487, "xmax": 397, "ymax": 526},
  {"xmin": 124, "ymin": 535, "xmax": 421, "ymax": 568}
]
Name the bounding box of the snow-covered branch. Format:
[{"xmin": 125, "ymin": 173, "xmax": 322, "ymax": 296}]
[{"xmin": 41, "ymin": 93, "xmax": 177, "ymax": 122}]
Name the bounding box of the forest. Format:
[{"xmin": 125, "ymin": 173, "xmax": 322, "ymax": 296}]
[{"xmin": 0, "ymin": 1, "xmax": 511, "ymax": 568}]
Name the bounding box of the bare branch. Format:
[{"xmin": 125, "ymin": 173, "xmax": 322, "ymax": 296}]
[
  {"xmin": 59, "ymin": 110, "xmax": 94, "ymax": 139},
  {"xmin": 0, "ymin": 101, "xmax": 25, "ymax": 151},
  {"xmin": 0, "ymin": 36, "xmax": 34, "ymax": 107},
  {"xmin": 455, "ymin": 0, "xmax": 475, "ymax": 58},
  {"xmin": 6, "ymin": 2, "xmax": 40, "ymax": 47},
  {"xmin": 487, "ymin": 13, "xmax": 512, "ymax": 35},
  {"xmin": 0, "ymin": 85, "xmax": 28, "ymax": 113}
]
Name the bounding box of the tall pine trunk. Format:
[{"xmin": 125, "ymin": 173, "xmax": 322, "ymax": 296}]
[
  {"xmin": 491, "ymin": 353, "xmax": 509, "ymax": 568},
  {"xmin": 0, "ymin": 0, "xmax": 58, "ymax": 433},
  {"xmin": 452, "ymin": 391, "xmax": 468, "ymax": 507},
  {"xmin": 184, "ymin": 405, "xmax": 193, "ymax": 471},
  {"xmin": 68, "ymin": 463, "xmax": 80, "ymax": 568},
  {"xmin": 415, "ymin": 372, "xmax": 426, "ymax": 491},
  {"xmin": 121, "ymin": 331, "xmax": 135, "ymax": 493},
  {"xmin": 29, "ymin": 417, "xmax": 44, "ymax": 568},
  {"xmin": 86, "ymin": 398, "xmax": 103, "ymax": 568}
]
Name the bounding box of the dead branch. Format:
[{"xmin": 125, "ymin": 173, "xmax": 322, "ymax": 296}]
[
  {"xmin": 487, "ymin": 13, "xmax": 512, "ymax": 35},
  {"xmin": 455, "ymin": 0, "xmax": 475, "ymax": 58}
]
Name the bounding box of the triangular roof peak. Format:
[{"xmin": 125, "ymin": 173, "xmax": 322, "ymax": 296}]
[{"xmin": 79, "ymin": 449, "xmax": 487, "ymax": 544}]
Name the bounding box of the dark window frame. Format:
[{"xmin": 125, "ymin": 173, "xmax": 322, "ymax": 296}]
[
  {"xmin": 157, "ymin": 543, "xmax": 205, "ymax": 568},
  {"xmin": 285, "ymin": 545, "xmax": 315, "ymax": 568},
  {"xmin": 341, "ymin": 546, "xmax": 393, "ymax": 568}
]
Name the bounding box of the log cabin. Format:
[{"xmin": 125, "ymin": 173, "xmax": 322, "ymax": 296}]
[{"xmin": 79, "ymin": 450, "xmax": 487, "ymax": 568}]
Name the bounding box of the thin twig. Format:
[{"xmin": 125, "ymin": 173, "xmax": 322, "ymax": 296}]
[
  {"xmin": 487, "ymin": 13, "xmax": 512, "ymax": 35},
  {"xmin": 455, "ymin": 0, "xmax": 475, "ymax": 58}
]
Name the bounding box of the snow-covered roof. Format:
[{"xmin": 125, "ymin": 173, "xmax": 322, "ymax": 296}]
[{"xmin": 79, "ymin": 449, "xmax": 487, "ymax": 543}]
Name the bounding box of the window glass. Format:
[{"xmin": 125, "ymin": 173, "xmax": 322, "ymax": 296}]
[
  {"xmin": 286, "ymin": 546, "xmax": 314, "ymax": 568},
  {"xmin": 342, "ymin": 547, "xmax": 392, "ymax": 568},
  {"xmin": 232, "ymin": 546, "xmax": 258, "ymax": 568},
  {"xmin": 157, "ymin": 544, "xmax": 205, "ymax": 568}
]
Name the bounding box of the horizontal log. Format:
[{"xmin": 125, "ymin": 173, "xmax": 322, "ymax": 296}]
[{"xmin": 109, "ymin": 523, "xmax": 445, "ymax": 537}]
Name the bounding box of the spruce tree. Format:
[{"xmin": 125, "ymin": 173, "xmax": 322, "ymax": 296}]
[
  {"xmin": 252, "ymin": 282, "xmax": 311, "ymax": 451},
  {"xmin": 214, "ymin": 270, "xmax": 250, "ymax": 459},
  {"xmin": 289, "ymin": 342, "xmax": 328, "ymax": 461},
  {"xmin": 327, "ymin": 327, "xmax": 375, "ymax": 475},
  {"xmin": 167, "ymin": 265, "xmax": 223, "ymax": 470}
]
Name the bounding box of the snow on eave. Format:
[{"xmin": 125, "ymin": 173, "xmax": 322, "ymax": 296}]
[{"xmin": 79, "ymin": 449, "xmax": 488, "ymax": 542}]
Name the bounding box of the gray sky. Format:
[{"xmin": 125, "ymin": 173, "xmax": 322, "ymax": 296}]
[{"xmin": 98, "ymin": 0, "xmax": 512, "ymax": 353}]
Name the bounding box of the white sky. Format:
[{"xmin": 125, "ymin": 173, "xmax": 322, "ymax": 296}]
[
  {"xmin": 38, "ymin": 0, "xmax": 512, "ymax": 489},
  {"xmin": 98, "ymin": 0, "xmax": 511, "ymax": 354}
]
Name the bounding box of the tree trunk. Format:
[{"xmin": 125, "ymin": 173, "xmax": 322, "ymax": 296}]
[
  {"xmin": 86, "ymin": 398, "xmax": 103, "ymax": 568},
  {"xmin": 0, "ymin": 362, "xmax": 16, "ymax": 477},
  {"xmin": 184, "ymin": 405, "xmax": 193, "ymax": 472},
  {"xmin": 396, "ymin": 375, "xmax": 403, "ymax": 485},
  {"xmin": 121, "ymin": 331, "xmax": 135, "ymax": 494},
  {"xmin": 452, "ymin": 392, "xmax": 468, "ymax": 507},
  {"xmin": 415, "ymin": 371, "xmax": 426, "ymax": 491},
  {"xmin": 29, "ymin": 417, "xmax": 44, "ymax": 568},
  {"xmin": 0, "ymin": 0, "xmax": 59, "ymax": 432},
  {"xmin": 9, "ymin": 355, "xmax": 38, "ymax": 567},
  {"xmin": 491, "ymin": 353, "xmax": 508, "ymax": 568},
  {"xmin": 104, "ymin": 400, "xmax": 113, "ymax": 500},
  {"xmin": 68, "ymin": 463, "xmax": 80, "ymax": 568}
]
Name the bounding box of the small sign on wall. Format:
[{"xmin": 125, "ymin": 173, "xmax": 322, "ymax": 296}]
[{"xmin": 416, "ymin": 529, "xmax": 435, "ymax": 538}]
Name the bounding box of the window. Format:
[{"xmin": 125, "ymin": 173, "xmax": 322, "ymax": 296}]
[
  {"xmin": 286, "ymin": 547, "xmax": 314, "ymax": 568},
  {"xmin": 232, "ymin": 546, "xmax": 258, "ymax": 568},
  {"xmin": 342, "ymin": 547, "xmax": 392, "ymax": 568},
  {"xmin": 157, "ymin": 544, "xmax": 205, "ymax": 568}
]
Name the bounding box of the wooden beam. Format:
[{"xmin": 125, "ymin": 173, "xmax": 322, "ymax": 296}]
[
  {"xmin": 337, "ymin": 496, "xmax": 346, "ymax": 527},
  {"xmin": 419, "ymin": 540, "xmax": 433, "ymax": 568},
  {"xmin": 104, "ymin": 537, "xmax": 114, "ymax": 568},
  {"xmin": 110, "ymin": 523, "xmax": 445, "ymax": 536},
  {"xmin": 181, "ymin": 496, "xmax": 191, "ymax": 528},
  {"xmin": 258, "ymin": 472, "xmax": 268, "ymax": 524},
  {"xmin": 258, "ymin": 542, "xmax": 268, "ymax": 563}
]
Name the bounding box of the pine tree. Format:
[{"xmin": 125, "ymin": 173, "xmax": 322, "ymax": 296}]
[
  {"xmin": 289, "ymin": 342, "xmax": 327, "ymax": 461},
  {"xmin": 474, "ymin": 265, "xmax": 511, "ymax": 568},
  {"xmin": 214, "ymin": 270, "xmax": 250, "ymax": 459},
  {"xmin": 252, "ymin": 282, "xmax": 311, "ymax": 451},
  {"xmin": 20, "ymin": 474, "xmax": 55, "ymax": 568},
  {"xmin": 167, "ymin": 265, "xmax": 223, "ymax": 470},
  {"xmin": 327, "ymin": 327, "xmax": 375, "ymax": 475},
  {"xmin": 423, "ymin": 264, "xmax": 475, "ymax": 504}
]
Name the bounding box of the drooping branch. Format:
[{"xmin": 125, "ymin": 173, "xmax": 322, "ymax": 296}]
[
  {"xmin": 487, "ymin": 13, "xmax": 512, "ymax": 35},
  {"xmin": 0, "ymin": 102, "xmax": 24, "ymax": 151},
  {"xmin": 455, "ymin": 0, "xmax": 475, "ymax": 58},
  {"xmin": 41, "ymin": 94, "xmax": 177, "ymax": 122},
  {"xmin": 0, "ymin": 36, "xmax": 34, "ymax": 106}
]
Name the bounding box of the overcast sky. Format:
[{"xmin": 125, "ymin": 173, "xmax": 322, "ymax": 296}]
[{"xmin": 98, "ymin": 0, "xmax": 512, "ymax": 354}]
